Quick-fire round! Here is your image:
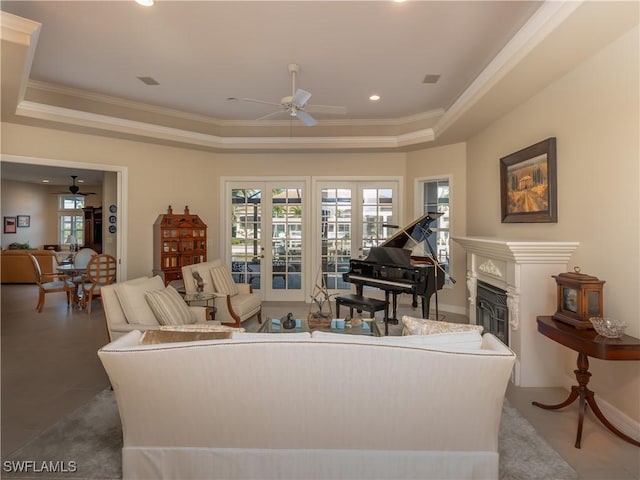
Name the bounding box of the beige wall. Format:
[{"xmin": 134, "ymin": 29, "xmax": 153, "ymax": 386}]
[
  {"xmin": 466, "ymin": 26, "xmax": 639, "ymax": 420},
  {"xmin": 1, "ymin": 125, "xmax": 408, "ymax": 278},
  {"xmin": 406, "ymin": 142, "xmax": 468, "ymax": 314}
]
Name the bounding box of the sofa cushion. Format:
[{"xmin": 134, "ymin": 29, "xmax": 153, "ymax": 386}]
[
  {"xmin": 210, "ymin": 265, "xmax": 239, "ymax": 296},
  {"xmin": 114, "ymin": 276, "xmax": 165, "ymax": 326},
  {"xmin": 145, "ymin": 285, "xmax": 196, "ymax": 326},
  {"xmin": 402, "ymin": 315, "xmax": 484, "ymax": 336},
  {"xmin": 229, "ymin": 293, "xmax": 261, "ymax": 316}
]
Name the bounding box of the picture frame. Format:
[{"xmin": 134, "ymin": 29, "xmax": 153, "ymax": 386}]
[
  {"xmin": 17, "ymin": 215, "xmax": 30, "ymax": 228},
  {"xmin": 4, "ymin": 216, "xmax": 17, "ymax": 234},
  {"xmin": 500, "ymin": 137, "xmax": 557, "ymax": 223}
]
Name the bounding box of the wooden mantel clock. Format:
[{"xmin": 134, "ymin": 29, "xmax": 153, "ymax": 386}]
[{"xmin": 552, "ymin": 267, "xmax": 605, "ymax": 329}]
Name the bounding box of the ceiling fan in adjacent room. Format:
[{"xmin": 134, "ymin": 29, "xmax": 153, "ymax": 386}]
[
  {"xmin": 227, "ymin": 63, "xmax": 347, "ymax": 127},
  {"xmin": 54, "ymin": 175, "xmax": 96, "ymax": 196}
]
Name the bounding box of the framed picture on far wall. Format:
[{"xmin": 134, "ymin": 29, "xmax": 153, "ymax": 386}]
[
  {"xmin": 500, "ymin": 137, "xmax": 558, "ymax": 223},
  {"xmin": 17, "ymin": 215, "xmax": 30, "ymax": 227},
  {"xmin": 4, "ymin": 216, "xmax": 17, "ymax": 234}
]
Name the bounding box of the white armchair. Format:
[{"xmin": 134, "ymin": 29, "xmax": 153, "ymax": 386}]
[
  {"xmin": 181, "ymin": 260, "xmax": 262, "ymax": 328},
  {"xmin": 101, "ymin": 275, "xmax": 212, "ymax": 341}
]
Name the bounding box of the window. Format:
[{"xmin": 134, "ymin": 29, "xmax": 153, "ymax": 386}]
[
  {"xmin": 420, "ymin": 177, "xmax": 451, "ymax": 279},
  {"xmin": 58, "ymin": 196, "xmax": 85, "ymax": 246}
]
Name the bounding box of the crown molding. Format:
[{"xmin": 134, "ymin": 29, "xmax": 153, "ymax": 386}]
[
  {"xmin": 1, "ymin": 11, "xmax": 41, "ymax": 105},
  {"xmin": 26, "ymin": 79, "xmax": 445, "ymax": 129},
  {"xmin": 1, "ymin": 11, "xmax": 41, "ymax": 45},
  {"xmin": 16, "ymin": 100, "xmax": 435, "ymax": 151}
]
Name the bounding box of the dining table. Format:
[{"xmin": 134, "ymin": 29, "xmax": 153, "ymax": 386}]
[{"xmin": 56, "ymin": 263, "xmax": 88, "ymax": 308}]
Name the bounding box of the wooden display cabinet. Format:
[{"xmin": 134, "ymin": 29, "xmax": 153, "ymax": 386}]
[
  {"xmin": 83, "ymin": 206, "xmax": 103, "ymax": 253},
  {"xmin": 153, "ymin": 206, "xmax": 207, "ymax": 285}
]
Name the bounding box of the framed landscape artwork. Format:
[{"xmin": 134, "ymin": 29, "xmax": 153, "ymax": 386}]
[
  {"xmin": 4, "ymin": 216, "xmax": 17, "ymax": 234},
  {"xmin": 500, "ymin": 137, "xmax": 557, "ymax": 223}
]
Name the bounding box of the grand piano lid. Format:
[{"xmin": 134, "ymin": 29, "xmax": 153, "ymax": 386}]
[{"xmin": 381, "ymin": 212, "xmax": 443, "ymax": 249}]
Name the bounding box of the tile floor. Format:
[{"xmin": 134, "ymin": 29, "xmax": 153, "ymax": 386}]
[{"xmin": 1, "ymin": 284, "xmax": 638, "ymax": 478}]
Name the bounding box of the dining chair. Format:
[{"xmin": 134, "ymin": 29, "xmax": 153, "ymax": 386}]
[
  {"xmin": 80, "ymin": 254, "xmax": 117, "ymax": 314},
  {"xmin": 73, "ymin": 247, "xmax": 98, "ymax": 268},
  {"xmin": 28, "ymin": 253, "xmax": 74, "ymax": 313},
  {"xmin": 69, "ymin": 247, "xmax": 98, "ymax": 287}
]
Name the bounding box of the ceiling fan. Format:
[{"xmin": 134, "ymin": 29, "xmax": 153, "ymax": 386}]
[
  {"xmin": 227, "ymin": 63, "xmax": 347, "ymax": 127},
  {"xmin": 54, "ymin": 175, "xmax": 96, "ymax": 196}
]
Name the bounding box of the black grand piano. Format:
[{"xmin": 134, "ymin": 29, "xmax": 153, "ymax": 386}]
[{"xmin": 342, "ymin": 213, "xmax": 448, "ymax": 327}]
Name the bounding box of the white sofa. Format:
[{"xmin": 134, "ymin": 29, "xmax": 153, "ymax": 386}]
[
  {"xmin": 101, "ymin": 275, "xmax": 212, "ymax": 341},
  {"xmin": 98, "ymin": 329, "xmax": 516, "ymax": 479}
]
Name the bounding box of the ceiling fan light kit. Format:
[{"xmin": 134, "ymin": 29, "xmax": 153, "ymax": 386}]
[{"xmin": 229, "ymin": 63, "xmax": 347, "ymax": 127}]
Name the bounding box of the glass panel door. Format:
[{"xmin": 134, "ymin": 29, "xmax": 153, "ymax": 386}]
[
  {"xmin": 230, "ymin": 188, "xmax": 263, "ymax": 290},
  {"xmin": 361, "ymin": 187, "xmax": 395, "ymax": 258},
  {"xmin": 227, "ymin": 181, "xmax": 306, "ymax": 301},
  {"xmin": 267, "ymin": 185, "xmax": 304, "ymax": 299},
  {"xmin": 317, "ymin": 181, "xmax": 398, "ymax": 296},
  {"xmin": 320, "ymin": 187, "xmax": 353, "ymax": 290}
]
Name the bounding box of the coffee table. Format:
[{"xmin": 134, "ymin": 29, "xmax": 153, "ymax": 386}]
[{"xmin": 258, "ymin": 317, "xmax": 382, "ymax": 337}]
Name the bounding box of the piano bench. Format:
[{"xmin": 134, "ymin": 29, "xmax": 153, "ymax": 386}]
[{"xmin": 335, "ymin": 294, "xmax": 389, "ymax": 321}]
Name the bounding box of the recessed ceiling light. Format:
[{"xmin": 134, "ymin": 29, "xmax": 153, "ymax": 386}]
[
  {"xmin": 135, "ymin": 0, "xmax": 154, "ymax": 6},
  {"xmin": 369, "ymin": 94, "xmax": 381, "ymax": 101},
  {"xmin": 41, "ymin": 179, "xmax": 50, "ymax": 183},
  {"xmin": 77, "ymin": 179, "xmax": 85, "ymax": 184}
]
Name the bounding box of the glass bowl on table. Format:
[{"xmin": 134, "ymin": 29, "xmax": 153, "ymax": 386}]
[{"xmin": 589, "ymin": 317, "xmax": 627, "ymax": 338}]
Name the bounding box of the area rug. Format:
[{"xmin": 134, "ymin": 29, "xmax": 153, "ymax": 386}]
[{"xmin": 3, "ymin": 390, "xmax": 577, "ymax": 480}]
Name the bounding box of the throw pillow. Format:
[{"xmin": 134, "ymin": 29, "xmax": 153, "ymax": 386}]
[
  {"xmin": 210, "ymin": 265, "xmax": 239, "ymax": 296},
  {"xmin": 114, "ymin": 276, "xmax": 165, "ymax": 326},
  {"xmin": 187, "ymin": 261, "xmax": 219, "ymax": 294},
  {"xmin": 145, "ymin": 285, "xmax": 196, "ymax": 326},
  {"xmin": 402, "ymin": 315, "xmax": 484, "ymax": 336}
]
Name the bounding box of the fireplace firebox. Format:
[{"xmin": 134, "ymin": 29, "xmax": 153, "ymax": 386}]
[{"xmin": 476, "ymin": 281, "xmax": 508, "ymax": 344}]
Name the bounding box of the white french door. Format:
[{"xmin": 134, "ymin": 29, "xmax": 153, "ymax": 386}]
[
  {"xmin": 314, "ymin": 180, "xmax": 400, "ymax": 296},
  {"xmin": 224, "ymin": 180, "xmax": 307, "ymax": 302}
]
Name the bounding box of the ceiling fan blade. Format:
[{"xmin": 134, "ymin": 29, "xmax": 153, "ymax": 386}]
[
  {"xmin": 230, "ymin": 97, "xmax": 282, "ymax": 107},
  {"xmin": 295, "ymin": 110, "xmax": 318, "ymax": 127},
  {"xmin": 256, "ymin": 109, "xmax": 287, "ymax": 121},
  {"xmin": 305, "ymin": 104, "xmax": 347, "ymax": 115},
  {"xmin": 292, "ymin": 89, "xmax": 312, "ymax": 108}
]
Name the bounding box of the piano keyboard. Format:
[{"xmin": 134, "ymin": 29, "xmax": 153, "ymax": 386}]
[{"xmin": 345, "ymin": 275, "xmax": 418, "ymax": 289}]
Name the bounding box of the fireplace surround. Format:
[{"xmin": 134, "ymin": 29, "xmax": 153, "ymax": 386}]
[{"xmin": 453, "ymin": 236, "xmax": 579, "ymax": 387}]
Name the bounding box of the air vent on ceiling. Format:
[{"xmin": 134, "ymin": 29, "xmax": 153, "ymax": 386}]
[
  {"xmin": 137, "ymin": 76, "xmax": 160, "ymax": 86},
  {"xmin": 422, "ymin": 74, "xmax": 441, "ymax": 84}
]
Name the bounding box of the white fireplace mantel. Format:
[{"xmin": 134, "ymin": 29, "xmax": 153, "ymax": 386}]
[{"xmin": 453, "ymin": 236, "xmax": 579, "ymax": 387}]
